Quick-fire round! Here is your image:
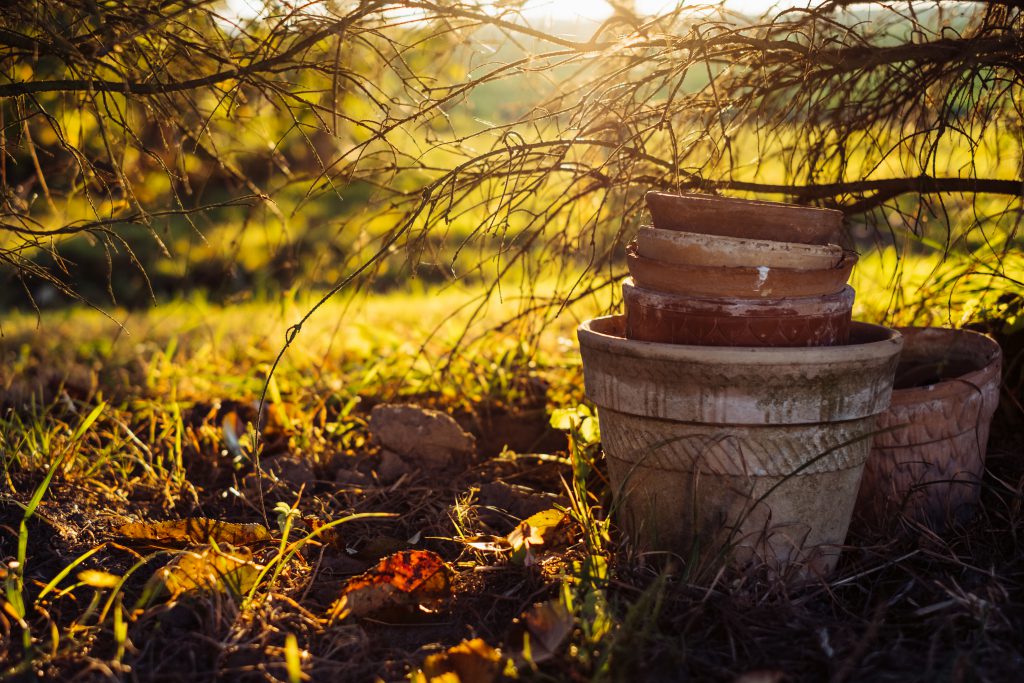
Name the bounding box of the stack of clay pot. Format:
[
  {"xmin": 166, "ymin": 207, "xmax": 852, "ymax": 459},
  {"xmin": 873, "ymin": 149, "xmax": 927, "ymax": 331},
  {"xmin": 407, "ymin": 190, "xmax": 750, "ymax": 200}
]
[
  {"xmin": 623, "ymin": 192, "xmax": 858, "ymax": 347},
  {"xmin": 578, "ymin": 192, "xmax": 904, "ymax": 580}
]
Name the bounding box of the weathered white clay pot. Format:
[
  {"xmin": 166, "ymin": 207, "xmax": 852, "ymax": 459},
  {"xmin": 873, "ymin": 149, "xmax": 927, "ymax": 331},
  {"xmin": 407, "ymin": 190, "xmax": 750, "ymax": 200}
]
[
  {"xmin": 855, "ymin": 327, "xmax": 1002, "ymax": 533},
  {"xmin": 578, "ymin": 316, "xmax": 902, "ymax": 578},
  {"xmin": 645, "ymin": 191, "xmax": 844, "ymax": 245},
  {"xmin": 636, "ymin": 226, "xmax": 845, "ymax": 270}
]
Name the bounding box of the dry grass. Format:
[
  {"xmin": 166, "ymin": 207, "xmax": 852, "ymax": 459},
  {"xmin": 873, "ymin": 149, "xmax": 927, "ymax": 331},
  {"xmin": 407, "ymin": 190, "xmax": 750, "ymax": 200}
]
[{"xmin": 1, "ymin": 282, "xmax": 1022, "ymax": 682}]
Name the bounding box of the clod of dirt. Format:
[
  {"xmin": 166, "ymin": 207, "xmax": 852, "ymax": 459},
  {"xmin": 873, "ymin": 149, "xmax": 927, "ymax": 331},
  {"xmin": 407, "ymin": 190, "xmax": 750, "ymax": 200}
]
[
  {"xmin": 265, "ymin": 454, "xmax": 316, "ymax": 486},
  {"xmin": 369, "ymin": 404, "xmax": 477, "ymax": 469}
]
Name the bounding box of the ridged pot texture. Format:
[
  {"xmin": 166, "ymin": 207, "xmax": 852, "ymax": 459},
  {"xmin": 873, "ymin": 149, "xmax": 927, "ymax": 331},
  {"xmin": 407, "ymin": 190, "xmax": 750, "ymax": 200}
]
[
  {"xmin": 855, "ymin": 327, "xmax": 1002, "ymax": 533},
  {"xmin": 579, "ymin": 316, "xmax": 903, "ymax": 578}
]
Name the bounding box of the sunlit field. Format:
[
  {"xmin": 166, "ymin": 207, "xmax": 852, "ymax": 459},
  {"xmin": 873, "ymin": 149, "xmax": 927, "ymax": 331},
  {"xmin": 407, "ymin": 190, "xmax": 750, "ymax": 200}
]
[{"xmin": 2, "ymin": 0, "xmax": 1023, "ymax": 680}]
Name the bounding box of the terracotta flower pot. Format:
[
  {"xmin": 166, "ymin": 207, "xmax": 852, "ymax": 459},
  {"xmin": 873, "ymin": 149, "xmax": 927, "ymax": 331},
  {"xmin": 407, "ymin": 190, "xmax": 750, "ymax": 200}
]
[
  {"xmin": 645, "ymin": 191, "xmax": 843, "ymax": 245},
  {"xmin": 578, "ymin": 316, "xmax": 902, "ymax": 578},
  {"xmin": 626, "ymin": 242, "xmax": 857, "ymax": 298},
  {"xmin": 855, "ymin": 327, "xmax": 1002, "ymax": 533},
  {"xmin": 623, "ymin": 279, "xmax": 854, "ymax": 347},
  {"xmin": 636, "ymin": 227, "xmax": 844, "ymax": 271}
]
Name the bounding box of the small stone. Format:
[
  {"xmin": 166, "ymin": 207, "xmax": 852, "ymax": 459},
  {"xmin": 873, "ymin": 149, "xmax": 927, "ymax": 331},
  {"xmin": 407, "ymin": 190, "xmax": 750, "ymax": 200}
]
[{"xmin": 369, "ymin": 404, "xmax": 476, "ymax": 469}]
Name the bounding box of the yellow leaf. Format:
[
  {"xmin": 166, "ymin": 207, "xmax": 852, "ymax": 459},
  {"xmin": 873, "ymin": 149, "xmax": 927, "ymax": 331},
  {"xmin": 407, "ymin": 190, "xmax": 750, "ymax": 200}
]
[
  {"xmin": 507, "ymin": 509, "xmax": 571, "ymax": 565},
  {"xmin": 77, "ymin": 569, "xmax": 121, "ymax": 589},
  {"xmin": 420, "ymin": 638, "xmax": 503, "ymax": 683},
  {"xmin": 157, "ymin": 545, "xmax": 261, "ymax": 597}
]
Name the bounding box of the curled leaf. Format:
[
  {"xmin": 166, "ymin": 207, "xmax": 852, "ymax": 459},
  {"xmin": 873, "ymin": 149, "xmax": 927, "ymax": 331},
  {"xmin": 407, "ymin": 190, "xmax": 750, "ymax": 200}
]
[
  {"xmin": 327, "ymin": 550, "xmax": 452, "ymax": 623},
  {"xmin": 115, "ymin": 518, "xmax": 272, "ymax": 547},
  {"xmin": 507, "ymin": 509, "xmax": 571, "ymax": 566}
]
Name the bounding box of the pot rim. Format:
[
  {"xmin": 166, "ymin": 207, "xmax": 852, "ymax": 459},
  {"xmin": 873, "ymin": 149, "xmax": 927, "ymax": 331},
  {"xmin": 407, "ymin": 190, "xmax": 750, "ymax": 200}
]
[
  {"xmin": 627, "ymin": 242, "xmax": 858, "ymax": 274},
  {"xmin": 622, "ymin": 278, "xmax": 855, "ymax": 315},
  {"xmin": 579, "ymin": 315, "xmax": 902, "ymax": 365},
  {"xmin": 886, "ymin": 326, "xmax": 1002, "ymax": 405},
  {"xmin": 636, "ymin": 226, "xmax": 845, "ymax": 265},
  {"xmin": 645, "ymin": 191, "xmax": 844, "ymax": 221}
]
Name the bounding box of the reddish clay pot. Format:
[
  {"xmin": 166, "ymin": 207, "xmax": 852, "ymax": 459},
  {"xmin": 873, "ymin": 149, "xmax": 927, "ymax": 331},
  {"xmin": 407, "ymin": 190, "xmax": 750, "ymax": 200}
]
[
  {"xmin": 623, "ymin": 279, "xmax": 854, "ymax": 347},
  {"xmin": 636, "ymin": 227, "xmax": 844, "ymax": 270},
  {"xmin": 626, "ymin": 242, "xmax": 857, "ymax": 298},
  {"xmin": 646, "ymin": 192, "xmax": 843, "ymax": 245},
  {"xmin": 855, "ymin": 327, "xmax": 1002, "ymax": 533}
]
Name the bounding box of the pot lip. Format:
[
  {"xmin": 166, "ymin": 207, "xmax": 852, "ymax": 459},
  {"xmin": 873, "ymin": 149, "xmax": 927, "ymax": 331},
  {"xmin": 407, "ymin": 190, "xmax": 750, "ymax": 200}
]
[
  {"xmin": 626, "ymin": 241, "xmax": 858, "ymax": 274},
  {"xmin": 622, "ymin": 278, "xmax": 855, "ymax": 314},
  {"xmin": 886, "ymin": 326, "xmax": 1003, "ymax": 403},
  {"xmin": 645, "ymin": 191, "xmax": 845, "ymax": 221},
  {"xmin": 637, "ymin": 226, "xmax": 844, "ymax": 258},
  {"xmin": 579, "ymin": 315, "xmax": 902, "ymax": 364}
]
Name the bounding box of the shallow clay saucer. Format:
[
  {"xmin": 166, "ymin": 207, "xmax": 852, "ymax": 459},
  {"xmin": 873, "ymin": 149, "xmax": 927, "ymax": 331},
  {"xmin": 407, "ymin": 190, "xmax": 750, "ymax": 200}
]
[
  {"xmin": 626, "ymin": 242, "xmax": 858, "ymax": 298},
  {"xmin": 645, "ymin": 191, "xmax": 843, "ymax": 245}
]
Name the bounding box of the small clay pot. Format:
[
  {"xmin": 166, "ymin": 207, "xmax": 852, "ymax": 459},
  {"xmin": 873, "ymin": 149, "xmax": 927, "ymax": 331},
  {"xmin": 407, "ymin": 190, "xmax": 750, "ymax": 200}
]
[
  {"xmin": 646, "ymin": 191, "xmax": 843, "ymax": 245},
  {"xmin": 855, "ymin": 327, "xmax": 1002, "ymax": 533},
  {"xmin": 626, "ymin": 242, "xmax": 857, "ymax": 298},
  {"xmin": 636, "ymin": 226, "xmax": 844, "ymax": 270},
  {"xmin": 623, "ymin": 279, "xmax": 854, "ymax": 347}
]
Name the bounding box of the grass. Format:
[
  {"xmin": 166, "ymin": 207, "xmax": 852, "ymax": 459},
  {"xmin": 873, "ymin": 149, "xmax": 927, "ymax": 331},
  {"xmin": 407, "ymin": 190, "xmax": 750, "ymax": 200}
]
[{"xmin": 0, "ymin": 262, "xmax": 1022, "ymax": 682}]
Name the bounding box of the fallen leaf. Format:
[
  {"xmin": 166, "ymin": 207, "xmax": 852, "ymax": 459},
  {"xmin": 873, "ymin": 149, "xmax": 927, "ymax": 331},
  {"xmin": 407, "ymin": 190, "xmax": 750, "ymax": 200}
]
[
  {"xmin": 417, "ymin": 638, "xmax": 504, "ymax": 683},
  {"xmin": 513, "ymin": 599, "xmax": 573, "ymax": 665},
  {"xmin": 327, "ymin": 549, "xmax": 452, "ymax": 623},
  {"xmin": 156, "ymin": 544, "xmax": 261, "ymax": 597},
  {"xmin": 115, "ymin": 518, "xmax": 273, "ymax": 546},
  {"xmin": 507, "ymin": 509, "xmax": 571, "ymax": 566},
  {"xmin": 77, "ymin": 569, "xmax": 121, "ymax": 589}
]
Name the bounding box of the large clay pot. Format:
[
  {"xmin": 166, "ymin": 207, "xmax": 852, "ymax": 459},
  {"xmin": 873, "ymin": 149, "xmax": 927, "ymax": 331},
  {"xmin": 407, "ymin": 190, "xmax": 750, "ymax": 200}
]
[
  {"xmin": 855, "ymin": 327, "xmax": 1002, "ymax": 533},
  {"xmin": 623, "ymin": 279, "xmax": 854, "ymax": 347},
  {"xmin": 636, "ymin": 227, "xmax": 844, "ymax": 270},
  {"xmin": 645, "ymin": 192, "xmax": 843, "ymax": 245},
  {"xmin": 626, "ymin": 243, "xmax": 857, "ymax": 298},
  {"xmin": 578, "ymin": 316, "xmax": 902, "ymax": 579}
]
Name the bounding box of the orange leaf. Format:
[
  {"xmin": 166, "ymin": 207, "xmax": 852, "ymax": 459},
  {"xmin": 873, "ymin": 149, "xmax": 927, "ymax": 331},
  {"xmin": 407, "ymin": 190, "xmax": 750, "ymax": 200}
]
[
  {"xmin": 115, "ymin": 518, "xmax": 272, "ymax": 547},
  {"xmin": 327, "ymin": 549, "xmax": 452, "ymax": 622}
]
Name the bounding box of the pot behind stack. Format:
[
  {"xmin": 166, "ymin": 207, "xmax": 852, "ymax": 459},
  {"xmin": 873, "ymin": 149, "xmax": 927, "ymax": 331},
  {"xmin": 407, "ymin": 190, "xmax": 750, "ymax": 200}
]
[{"xmin": 624, "ymin": 192, "xmax": 858, "ymax": 347}]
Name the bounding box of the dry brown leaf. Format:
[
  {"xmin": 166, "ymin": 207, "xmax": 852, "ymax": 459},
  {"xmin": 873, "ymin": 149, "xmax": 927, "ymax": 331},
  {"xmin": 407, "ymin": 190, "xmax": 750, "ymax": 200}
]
[
  {"xmin": 507, "ymin": 509, "xmax": 571, "ymax": 565},
  {"xmin": 514, "ymin": 600, "xmax": 573, "ymax": 664},
  {"xmin": 156, "ymin": 544, "xmax": 262, "ymax": 597},
  {"xmin": 417, "ymin": 638, "xmax": 504, "ymax": 683},
  {"xmin": 327, "ymin": 549, "xmax": 452, "ymax": 623},
  {"xmin": 115, "ymin": 518, "xmax": 272, "ymax": 546}
]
